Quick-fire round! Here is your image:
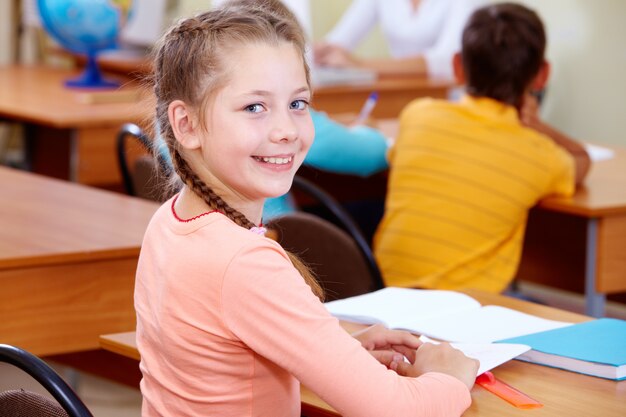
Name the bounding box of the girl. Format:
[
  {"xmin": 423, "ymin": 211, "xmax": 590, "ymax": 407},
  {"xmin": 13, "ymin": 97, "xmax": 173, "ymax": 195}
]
[{"xmin": 134, "ymin": 1, "xmax": 478, "ymax": 416}]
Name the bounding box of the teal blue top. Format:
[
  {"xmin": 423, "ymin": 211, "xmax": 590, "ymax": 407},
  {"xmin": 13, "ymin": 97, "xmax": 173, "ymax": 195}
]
[
  {"xmin": 306, "ymin": 110, "xmax": 388, "ymax": 176},
  {"xmin": 156, "ymin": 110, "xmax": 389, "ymax": 220}
]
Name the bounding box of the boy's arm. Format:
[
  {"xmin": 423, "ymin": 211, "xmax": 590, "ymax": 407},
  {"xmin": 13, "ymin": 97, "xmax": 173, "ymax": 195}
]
[{"xmin": 520, "ymin": 94, "xmax": 591, "ymax": 186}]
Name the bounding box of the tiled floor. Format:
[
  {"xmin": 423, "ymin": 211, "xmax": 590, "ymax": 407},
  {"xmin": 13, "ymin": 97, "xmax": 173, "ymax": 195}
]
[
  {"xmin": 2, "ymin": 283, "xmax": 625, "ymax": 416},
  {"xmin": 71, "ymin": 370, "xmax": 142, "ymax": 417}
]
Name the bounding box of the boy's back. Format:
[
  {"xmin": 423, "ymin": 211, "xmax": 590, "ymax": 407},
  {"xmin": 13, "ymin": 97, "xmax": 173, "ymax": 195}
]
[
  {"xmin": 373, "ymin": 3, "xmax": 589, "ymax": 292},
  {"xmin": 374, "ymin": 95, "xmax": 574, "ymax": 292}
]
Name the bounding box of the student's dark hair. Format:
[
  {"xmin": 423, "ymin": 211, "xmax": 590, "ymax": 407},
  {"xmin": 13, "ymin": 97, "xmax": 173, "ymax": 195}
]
[
  {"xmin": 152, "ymin": 0, "xmax": 323, "ymax": 299},
  {"xmin": 461, "ymin": 2, "xmax": 546, "ymax": 109}
]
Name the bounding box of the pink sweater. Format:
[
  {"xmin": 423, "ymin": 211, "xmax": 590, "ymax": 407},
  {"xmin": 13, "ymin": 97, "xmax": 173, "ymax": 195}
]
[{"xmin": 134, "ymin": 198, "xmax": 471, "ymax": 416}]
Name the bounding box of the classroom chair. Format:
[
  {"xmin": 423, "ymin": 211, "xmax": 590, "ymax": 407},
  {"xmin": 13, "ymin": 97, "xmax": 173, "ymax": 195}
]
[
  {"xmin": 269, "ymin": 176, "xmax": 384, "ymax": 301},
  {"xmin": 0, "ymin": 344, "xmax": 93, "ymax": 417},
  {"xmin": 268, "ymin": 212, "xmax": 383, "ymax": 301},
  {"xmin": 291, "ymin": 176, "xmax": 382, "ymax": 283},
  {"xmin": 116, "ymin": 123, "xmax": 170, "ymax": 201}
]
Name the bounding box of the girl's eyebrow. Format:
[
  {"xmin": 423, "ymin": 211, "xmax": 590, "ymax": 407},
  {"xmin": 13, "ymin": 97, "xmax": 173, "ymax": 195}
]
[
  {"xmin": 293, "ymin": 86, "xmax": 311, "ymax": 95},
  {"xmin": 241, "ymin": 86, "xmax": 311, "ymax": 97}
]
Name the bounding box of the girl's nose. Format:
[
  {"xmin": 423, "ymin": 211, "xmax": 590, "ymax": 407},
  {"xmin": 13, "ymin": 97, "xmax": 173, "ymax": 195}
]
[
  {"xmin": 270, "ymin": 128, "xmax": 298, "ymax": 143},
  {"xmin": 270, "ymin": 114, "xmax": 298, "ymax": 143}
]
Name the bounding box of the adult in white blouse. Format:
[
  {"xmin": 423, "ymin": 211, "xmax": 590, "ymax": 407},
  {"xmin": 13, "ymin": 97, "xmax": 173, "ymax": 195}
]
[{"xmin": 314, "ymin": 0, "xmax": 487, "ymax": 79}]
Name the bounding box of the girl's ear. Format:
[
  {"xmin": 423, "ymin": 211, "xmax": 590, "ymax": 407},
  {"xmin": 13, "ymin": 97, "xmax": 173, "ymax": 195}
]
[{"xmin": 168, "ymin": 100, "xmax": 202, "ymax": 150}]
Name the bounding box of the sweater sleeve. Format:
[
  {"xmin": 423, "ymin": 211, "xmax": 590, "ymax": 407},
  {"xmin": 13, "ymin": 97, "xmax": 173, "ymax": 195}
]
[{"xmin": 221, "ymin": 240, "xmax": 471, "ymax": 417}]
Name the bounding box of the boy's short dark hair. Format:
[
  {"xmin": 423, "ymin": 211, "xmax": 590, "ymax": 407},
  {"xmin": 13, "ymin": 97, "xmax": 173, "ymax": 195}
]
[{"xmin": 462, "ymin": 3, "xmax": 546, "ymax": 108}]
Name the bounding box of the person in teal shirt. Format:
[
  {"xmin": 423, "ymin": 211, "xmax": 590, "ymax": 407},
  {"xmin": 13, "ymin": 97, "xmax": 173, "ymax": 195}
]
[{"xmin": 156, "ymin": 109, "xmax": 389, "ymax": 221}]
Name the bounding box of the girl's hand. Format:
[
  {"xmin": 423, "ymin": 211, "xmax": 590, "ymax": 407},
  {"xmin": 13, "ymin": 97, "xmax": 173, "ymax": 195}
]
[
  {"xmin": 313, "ymin": 42, "xmax": 335, "ymax": 64},
  {"xmin": 352, "ymin": 324, "xmax": 422, "ymax": 367},
  {"xmin": 392, "ymin": 342, "xmax": 479, "ymax": 390},
  {"xmin": 314, "ymin": 44, "xmax": 360, "ymax": 68}
]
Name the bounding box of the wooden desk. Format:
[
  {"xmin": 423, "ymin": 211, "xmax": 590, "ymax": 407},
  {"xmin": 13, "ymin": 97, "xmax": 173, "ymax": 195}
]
[
  {"xmin": 0, "ymin": 65, "xmax": 449, "ymax": 187},
  {"xmin": 516, "ymin": 147, "xmax": 626, "ymax": 317},
  {"xmin": 99, "ymin": 290, "xmax": 625, "ymax": 417},
  {"xmin": 0, "ymin": 65, "xmax": 151, "ymax": 187},
  {"xmin": 313, "ymin": 76, "xmax": 452, "ymax": 119},
  {"xmin": 0, "ymin": 166, "xmax": 158, "ymax": 356}
]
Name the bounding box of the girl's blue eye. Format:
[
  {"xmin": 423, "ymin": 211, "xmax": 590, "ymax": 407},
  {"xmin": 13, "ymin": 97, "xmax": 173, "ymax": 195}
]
[
  {"xmin": 244, "ymin": 103, "xmax": 264, "ymax": 113},
  {"xmin": 290, "ymin": 100, "xmax": 308, "ymax": 111}
]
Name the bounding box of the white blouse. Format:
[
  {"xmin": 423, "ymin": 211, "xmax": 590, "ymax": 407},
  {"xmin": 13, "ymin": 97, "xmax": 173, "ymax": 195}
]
[{"xmin": 325, "ymin": 0, "xmax": 488, "ymax": 78}]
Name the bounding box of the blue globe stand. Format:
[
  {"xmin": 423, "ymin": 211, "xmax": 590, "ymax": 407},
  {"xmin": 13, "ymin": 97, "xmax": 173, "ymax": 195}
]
[{"xmin": 65, "ymin": 53, "xmax": 119, "ymax": 89}]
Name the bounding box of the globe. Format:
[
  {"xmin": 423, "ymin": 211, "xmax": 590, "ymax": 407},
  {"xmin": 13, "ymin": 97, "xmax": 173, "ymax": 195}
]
[{"xmin": 37, "ymin": 0, "xmax": 133, "ymax": 89}]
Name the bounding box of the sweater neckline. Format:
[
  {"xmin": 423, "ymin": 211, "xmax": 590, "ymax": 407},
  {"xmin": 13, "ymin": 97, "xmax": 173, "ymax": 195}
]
[{"xmin": 171, "ymin": 194, "xmax": 218, "ymax": 223}]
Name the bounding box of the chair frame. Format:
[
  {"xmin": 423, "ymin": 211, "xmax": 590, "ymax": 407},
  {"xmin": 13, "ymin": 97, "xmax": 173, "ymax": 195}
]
[
  {"xmin": 0, "ymin": 344, "xmax": 93, "ymax": 417},
  {"xmin": 291, "ymin": 175, "xmax": 385, "ymax": 291},
  {"xmin": 116, "ymin": 122, "xmax": 172, "ymax": 198},
  {"xmin": 116, "ymin": 123, "xmax": 153, "ymax": 197}
]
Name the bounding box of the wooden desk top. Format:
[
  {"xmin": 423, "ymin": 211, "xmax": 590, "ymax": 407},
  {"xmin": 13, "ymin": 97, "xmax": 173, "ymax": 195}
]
[
  {"xmin": 100, "ymin": 291, "xmax": 625, "ymax": 417},
  {"xmin": 540, "ymin": 146, "xmax": 626, "ymax": 217},
  {"xmin": 314, "ymin": 74, "xmax": 453, "ymax": 96},
  {"xmin": 0, "ymin": 65, "xmax": 151, "ymax": 129},
  {"xmin": 0, "ymin": 166, "xmax": 158, "ymax": 270},
  {"xmin": 99, "ymin": 331, "xmax": 140, "ymax": 361}
]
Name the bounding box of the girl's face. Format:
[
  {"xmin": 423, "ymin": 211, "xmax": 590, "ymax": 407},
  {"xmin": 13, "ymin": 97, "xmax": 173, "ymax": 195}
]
[{"xmin": 196, "ymin": 42, "xmax": 313, "ymax": 210}]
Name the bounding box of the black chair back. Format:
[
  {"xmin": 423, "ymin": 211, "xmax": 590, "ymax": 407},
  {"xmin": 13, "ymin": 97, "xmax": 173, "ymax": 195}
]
[
  {"xmin": 116, "ymin": 123, "xmax": 171, "ymax": 201},
  {"xmin": 0, "ymin": 344, "xmax": 93, "ymax": 417},
  {"xmin": 268, "ymin": 212, "xmax": 379, "ymax": 301},
  {"xmin": 291, "ymin": 175, "xmax": 384, "ymax": 291}
]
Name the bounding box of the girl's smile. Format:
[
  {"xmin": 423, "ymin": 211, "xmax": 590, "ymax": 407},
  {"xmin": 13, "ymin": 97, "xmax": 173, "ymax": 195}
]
[{"xmin": 252, "ymin": 154, "xmax": 295, "ymax": 170}]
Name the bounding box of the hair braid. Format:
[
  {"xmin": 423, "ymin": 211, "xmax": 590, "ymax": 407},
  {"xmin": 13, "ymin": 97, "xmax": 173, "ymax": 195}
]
[
  {"xmin": 171, "ymin": 149, "xmax": 255, "ymax": 229},
  {"xmin": 170, "ymin": 16, "xmax": 208, "ymax": 38}
]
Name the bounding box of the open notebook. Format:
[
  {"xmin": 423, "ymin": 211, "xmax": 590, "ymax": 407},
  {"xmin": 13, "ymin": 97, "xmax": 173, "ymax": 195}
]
[
  {"xmin": 584, "ymin": 143, "xmax": 615, "ymax": 162},
  {"xmin": 325, "ymin": 287, "xmax": 572, "ymax": 343}
]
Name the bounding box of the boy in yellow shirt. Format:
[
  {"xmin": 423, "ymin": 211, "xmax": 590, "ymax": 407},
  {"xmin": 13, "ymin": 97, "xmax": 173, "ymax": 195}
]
[{"xmin": 374, "ymin": 2, "xmax": 590, "ymax": 292}]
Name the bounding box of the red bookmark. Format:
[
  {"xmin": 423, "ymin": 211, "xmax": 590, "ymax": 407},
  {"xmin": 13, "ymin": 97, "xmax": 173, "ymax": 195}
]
[{"xmin": 475, "ymin": 372, "xmax": 543, "ymax": 409}]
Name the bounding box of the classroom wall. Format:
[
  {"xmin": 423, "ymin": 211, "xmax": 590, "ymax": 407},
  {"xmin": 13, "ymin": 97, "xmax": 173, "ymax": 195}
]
[
  {"xmin": 0, "ymin": 1, "xmax": 17, "ymax": 65},
  {"xmin": 518, "ymin": 0, "xmax": 626, "ymax": 147}
]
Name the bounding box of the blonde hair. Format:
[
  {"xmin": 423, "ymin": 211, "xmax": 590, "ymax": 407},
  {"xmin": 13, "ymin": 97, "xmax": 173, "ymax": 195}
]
[{"xmin": 152, "ymin": 0, "xmax": 322, "ymax": 299}]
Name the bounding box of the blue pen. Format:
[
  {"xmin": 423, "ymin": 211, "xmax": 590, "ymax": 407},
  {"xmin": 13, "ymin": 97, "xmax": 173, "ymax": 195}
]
[{"xmin": 354, "ymin": 91, "xmax": 378, "ymax": 125}]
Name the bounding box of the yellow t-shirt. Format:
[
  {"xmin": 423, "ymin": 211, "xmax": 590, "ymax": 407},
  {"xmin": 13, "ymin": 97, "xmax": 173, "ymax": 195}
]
[{"xmin": 374, "ymin": 95, "xmax": 575, "ymax": 292}]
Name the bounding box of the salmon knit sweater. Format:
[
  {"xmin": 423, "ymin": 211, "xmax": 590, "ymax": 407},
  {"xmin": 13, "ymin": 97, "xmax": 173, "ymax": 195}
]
[{"xmin": 134, "ymin": 197, "xmax": 471, "ymax": 416}]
